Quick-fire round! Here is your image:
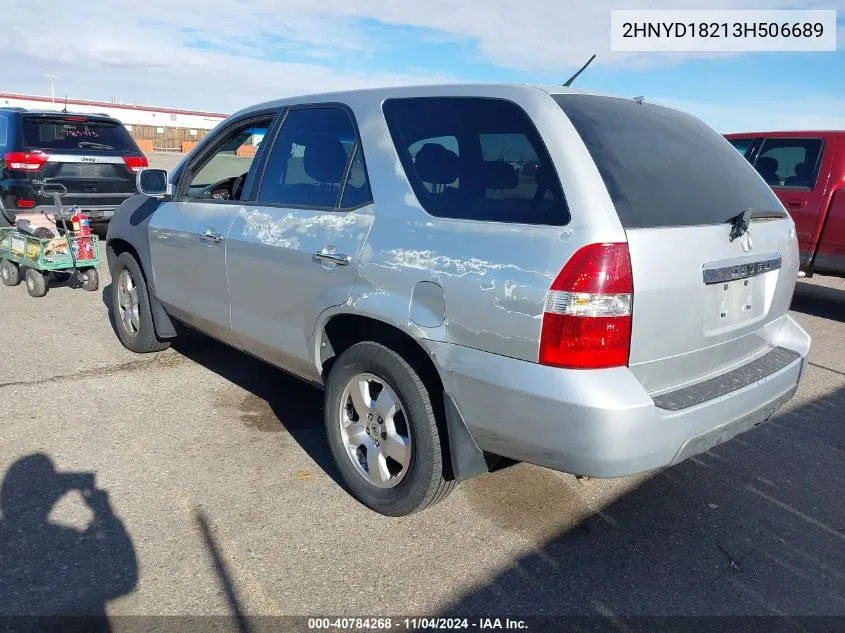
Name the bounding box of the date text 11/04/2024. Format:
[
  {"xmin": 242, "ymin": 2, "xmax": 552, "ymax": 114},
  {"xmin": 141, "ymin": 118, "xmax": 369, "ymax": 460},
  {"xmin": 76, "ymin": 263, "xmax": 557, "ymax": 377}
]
[
  {"xmin": 621, "ymin": 21, "xmax": 825, "ymax": 38},
  {"xmin": 307, "ymin": 618, "xmax": 528, "ymax": 630}
]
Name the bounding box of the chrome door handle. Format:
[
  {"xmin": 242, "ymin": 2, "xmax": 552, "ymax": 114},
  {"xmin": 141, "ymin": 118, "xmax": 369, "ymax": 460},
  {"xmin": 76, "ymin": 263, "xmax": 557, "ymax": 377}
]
[
  {"xmin": 313, "ymin": 251, "xmax": 351, "ymax": 266},
  {"xmin": 200, "ymin": 230, "xmax": 224, "ymax": 244}
]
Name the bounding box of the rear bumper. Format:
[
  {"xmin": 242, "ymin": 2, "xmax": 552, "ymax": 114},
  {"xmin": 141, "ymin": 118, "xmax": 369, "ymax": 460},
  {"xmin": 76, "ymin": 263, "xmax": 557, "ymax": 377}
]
[
  {"xmin": 2, "ymin": 182, "xmax": 131, "ymax": 222},
  {"xmin": 425, "ymin": 315, "xmax": 810, "ymax": 478},
  {"xmin": 29, "ymin": 205, "xmax": 120, "ymax": 221}
]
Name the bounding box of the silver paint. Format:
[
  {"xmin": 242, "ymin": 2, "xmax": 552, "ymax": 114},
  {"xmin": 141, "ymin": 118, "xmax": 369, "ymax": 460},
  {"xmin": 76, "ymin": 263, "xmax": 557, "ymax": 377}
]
[{"xmin": 138, "ymin": 83, "xmax": 811, "ymax": 478}]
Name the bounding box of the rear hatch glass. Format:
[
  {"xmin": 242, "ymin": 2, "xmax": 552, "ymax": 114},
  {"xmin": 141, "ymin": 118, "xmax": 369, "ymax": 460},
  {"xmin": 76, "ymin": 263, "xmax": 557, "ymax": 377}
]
[
  {"xmin": 22, "ymin": 116, "xmax": 141, "ymax": 205},
  {"xmin": 553, "ymin": 94, "xmax": 799, "ymax": 394},
  {"xmin": 22, "ymin": 116, "xmax": 139, "ymax": 153},
  {"xmin": 552, "ymin": 94, "xmax": 783, "ymax": 229}
]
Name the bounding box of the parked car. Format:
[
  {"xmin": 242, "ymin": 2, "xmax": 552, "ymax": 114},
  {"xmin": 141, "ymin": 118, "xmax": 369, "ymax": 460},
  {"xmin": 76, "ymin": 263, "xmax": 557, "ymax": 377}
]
[
  {"xmin": 725, "ymin": 130, "xmax": 845, "ymax": 278},
  {"xmin": 0, "ymin": 107, "xmax": 148, "ymax": 227},
  {"xmin": 106, "ymin": 85, "xmax": 811, "ymax": 516}
]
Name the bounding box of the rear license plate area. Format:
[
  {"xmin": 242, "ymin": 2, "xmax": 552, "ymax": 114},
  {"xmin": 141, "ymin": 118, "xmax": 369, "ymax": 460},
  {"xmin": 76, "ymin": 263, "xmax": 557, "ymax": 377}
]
[
  {"xmin": 704, "ymin": 276, "xmax": 767, "ymax": 332},
  {"xmin": 78, "ymin": 164, "xmax": 98, "ymax": 178},
  {"xmin": 58, "ymin": 164, "xmax": 108, "ymax": 178}
]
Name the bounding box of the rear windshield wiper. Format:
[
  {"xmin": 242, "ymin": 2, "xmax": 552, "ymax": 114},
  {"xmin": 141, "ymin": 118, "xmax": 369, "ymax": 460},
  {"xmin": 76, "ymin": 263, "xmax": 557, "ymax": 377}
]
[
  {"xmin": 78, "ymin": 141, "xmax": 114, "ymax": 150},
  {"xmin": 728, "ymin": 208, "xmax": 789, "ymax": 242}
]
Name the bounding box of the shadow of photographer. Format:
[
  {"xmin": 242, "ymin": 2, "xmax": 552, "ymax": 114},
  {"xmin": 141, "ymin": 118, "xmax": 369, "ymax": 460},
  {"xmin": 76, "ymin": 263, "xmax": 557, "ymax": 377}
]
[{"xmin": 0, "ymin": 453, "xmax": 138, "ymax": 632}]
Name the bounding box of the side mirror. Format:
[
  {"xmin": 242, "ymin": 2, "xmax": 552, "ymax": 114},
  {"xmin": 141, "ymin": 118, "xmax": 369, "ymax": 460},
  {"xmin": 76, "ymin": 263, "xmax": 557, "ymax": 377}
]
[{"xmin": 137, "ymin": 168, "xmax": 171, "ymax": 199}]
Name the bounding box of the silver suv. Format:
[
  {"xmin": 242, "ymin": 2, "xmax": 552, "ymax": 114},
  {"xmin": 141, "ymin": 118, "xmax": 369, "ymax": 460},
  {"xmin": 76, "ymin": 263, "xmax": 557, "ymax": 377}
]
[{"xmin": 106, "ymin": 84, "xmax": 811, "ymax": 516}]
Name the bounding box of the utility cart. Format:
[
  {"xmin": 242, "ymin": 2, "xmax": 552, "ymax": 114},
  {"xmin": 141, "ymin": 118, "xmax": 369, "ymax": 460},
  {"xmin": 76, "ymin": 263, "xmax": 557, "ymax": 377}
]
[{"xmin": 0, "ymin": 184, "xmax": 100, "ymax": 298}]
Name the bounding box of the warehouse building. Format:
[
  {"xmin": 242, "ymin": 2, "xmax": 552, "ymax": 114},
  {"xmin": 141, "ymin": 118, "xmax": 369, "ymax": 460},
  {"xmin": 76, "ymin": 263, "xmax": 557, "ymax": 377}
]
[{"xmin": 0, "ymin": 92, "xmax": 229, "ymax": 152}]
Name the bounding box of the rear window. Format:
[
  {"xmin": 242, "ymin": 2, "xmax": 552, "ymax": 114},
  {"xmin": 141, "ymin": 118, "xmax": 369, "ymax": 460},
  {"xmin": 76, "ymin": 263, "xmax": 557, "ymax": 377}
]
[
  {"xmin": 753, "ymin": 137, "xmax": 823, "ymax": 189},
  {"xmin": 552, "ymin": 94, "xmax": 783, "ymax": 229},
  {"xmin": 22, "ymin": 116, "xmax": 139, "ymax": 152},
  {"xmin": 383, "ymin": 97, "xmax": 569, "ymax": 226}
]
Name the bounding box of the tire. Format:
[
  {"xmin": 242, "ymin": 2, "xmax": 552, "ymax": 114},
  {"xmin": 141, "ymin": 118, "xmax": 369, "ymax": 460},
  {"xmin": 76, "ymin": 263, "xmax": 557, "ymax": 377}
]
[
  {"xmin": 324, "ymin": 341, "xmax": 456, "ymax": 516},
  {"xmin": 25, "ymin": 268, "xmax": 47, "ymax": 298},
  {"xmin": 0, "ymin": 204, "xmax": 12, "ymax": 228},
  {"xmin": 111, "ymin": 251, "xmax": 170, "ymax": 353},
  {"xmin": 1, "ymin": 260, "xmax": 20, "ymax": 286},
  {"xmin": 80, "ymin": 267, "xmax": 99, "ymax": 292}
]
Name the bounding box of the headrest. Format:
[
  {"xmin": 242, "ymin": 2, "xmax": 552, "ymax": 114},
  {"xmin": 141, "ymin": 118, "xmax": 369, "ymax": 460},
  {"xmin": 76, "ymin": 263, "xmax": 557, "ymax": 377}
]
[
  {"xmin": 304, "ymin": 134, "xmax": 348, "ymax": 184},
  {"xmin": 756, "ymin": 156, "xmax": 778, "ymax": 174},
  {"xmin": 482, "ymin": 161, "xmax": 519, "ymax": 190},
  {"xmin": 793, "ymin": 162, "xmax": 811, "ymax": 178},
  {"xmin": 414, "ymin": 143, "xmax": 459, "ymax": 186}
]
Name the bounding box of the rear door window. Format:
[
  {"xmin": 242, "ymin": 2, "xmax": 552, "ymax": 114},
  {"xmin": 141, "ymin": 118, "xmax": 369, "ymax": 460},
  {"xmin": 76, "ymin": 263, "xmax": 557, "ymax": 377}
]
[
  {"xmin": 257, "ymin": 106, "xmax": 372, "ymax": 209},
  {"xmin": 22, "ymin": 116, "xmax": 138, "ymax": 152},
  {"xmin": 383, "ymin": 97, "xmax": 569, "ymax": 226},
  {"xmin": 553, "ymin": 94, "xmax": 783, "ymax": 229},
  {"xmin": 752, "ymin": 137, "xmax": 823, "ymax": 189},
  {"xmin": 0, "ymin": 115, "xmax": 7, "ymax": 149}
]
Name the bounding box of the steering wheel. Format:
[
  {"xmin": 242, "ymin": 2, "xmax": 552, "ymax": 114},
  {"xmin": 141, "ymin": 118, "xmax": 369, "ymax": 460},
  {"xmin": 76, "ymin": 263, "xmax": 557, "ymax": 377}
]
[
  {"xmin": 206, "ymin": 177, "xmax": 236, "ymax": 200},
  {"xmin": 231, "ymin": 172, "xmax": 249, "ymax": 201}
]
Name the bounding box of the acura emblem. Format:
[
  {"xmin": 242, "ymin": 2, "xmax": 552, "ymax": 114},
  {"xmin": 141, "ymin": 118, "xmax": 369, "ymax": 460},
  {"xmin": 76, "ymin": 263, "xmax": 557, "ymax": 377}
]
[{"xmin": 740, "ymin": 231, "xmax": 753, "ymax": 253}]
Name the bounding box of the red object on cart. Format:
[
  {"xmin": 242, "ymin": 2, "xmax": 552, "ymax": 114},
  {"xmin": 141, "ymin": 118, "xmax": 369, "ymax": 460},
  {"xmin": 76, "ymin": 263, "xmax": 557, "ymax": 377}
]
[{"xmin": 71, "ymin": 211, "xmax": 94, "ymax": 260}]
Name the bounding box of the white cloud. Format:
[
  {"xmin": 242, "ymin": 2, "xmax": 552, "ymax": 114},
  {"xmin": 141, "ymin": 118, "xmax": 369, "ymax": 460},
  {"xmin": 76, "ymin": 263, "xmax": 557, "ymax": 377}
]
[{"xmin": 1, "ymin": 0, "xmax": 843, "ymax": 134}]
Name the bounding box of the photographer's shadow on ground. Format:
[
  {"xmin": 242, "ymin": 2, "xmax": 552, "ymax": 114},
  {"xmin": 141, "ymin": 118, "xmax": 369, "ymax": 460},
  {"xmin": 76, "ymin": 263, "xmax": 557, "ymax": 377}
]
[{"xmin": 0, "ymin": 453, "xmax": 138, "ymax": 633}]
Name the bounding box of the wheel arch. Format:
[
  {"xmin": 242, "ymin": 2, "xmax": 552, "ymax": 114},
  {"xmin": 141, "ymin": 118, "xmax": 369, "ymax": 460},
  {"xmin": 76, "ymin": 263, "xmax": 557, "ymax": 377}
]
[
  {"xmin": 106, "ymin": 195, "xmax": 178, "ymax": 338},
  {"xmin": 316, "ymin": 311, "xmax": 489, "ymax": 482}
]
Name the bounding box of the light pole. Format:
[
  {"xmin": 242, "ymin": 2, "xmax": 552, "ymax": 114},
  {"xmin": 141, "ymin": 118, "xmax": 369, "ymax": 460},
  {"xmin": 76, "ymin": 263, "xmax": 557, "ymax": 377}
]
[{"xmin": 45, "ymin": 75, "xmax": 58, "ymax": 102}]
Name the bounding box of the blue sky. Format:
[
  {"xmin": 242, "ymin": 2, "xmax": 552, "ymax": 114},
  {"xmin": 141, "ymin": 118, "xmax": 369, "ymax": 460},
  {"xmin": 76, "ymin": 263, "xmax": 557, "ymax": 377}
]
[{"xmin": 2, "ymin": 1, "xmax": 844, "ymax": 132}]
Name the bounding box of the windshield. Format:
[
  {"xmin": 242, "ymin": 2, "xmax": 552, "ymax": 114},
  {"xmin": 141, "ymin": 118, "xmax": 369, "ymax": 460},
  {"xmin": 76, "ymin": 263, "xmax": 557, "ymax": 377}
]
[
  {"xmin": 552, "ymin": 94, "xmax": 784, "ymax": 229},
  {"xmin": 22, "ymin": 116, "xmax": 138, "ymax": 152}
]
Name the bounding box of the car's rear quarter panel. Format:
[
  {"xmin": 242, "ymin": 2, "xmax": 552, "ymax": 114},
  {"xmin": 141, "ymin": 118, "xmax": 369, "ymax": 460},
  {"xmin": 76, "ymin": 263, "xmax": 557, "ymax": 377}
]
[{"xmin": 316, "ymin": 86, "xmax": 626, "ymax": 366}]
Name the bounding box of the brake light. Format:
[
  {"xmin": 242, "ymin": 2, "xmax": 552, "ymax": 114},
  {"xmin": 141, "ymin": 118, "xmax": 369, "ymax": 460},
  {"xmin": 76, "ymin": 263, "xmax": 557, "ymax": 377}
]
[
  {"xmin": 123, "ymin": 156, "xmax": 148, "ymax": 173},
  {"xmin": 17, "ymin": 199, "xmax": 36, "ymax": 208},
  {"xmin": 539, "ymin": 242, "xmax": 634, "ymax": 369},
  {"xmin": 4, "ymin": 151, "xmax": 48, "ymax": 171}
]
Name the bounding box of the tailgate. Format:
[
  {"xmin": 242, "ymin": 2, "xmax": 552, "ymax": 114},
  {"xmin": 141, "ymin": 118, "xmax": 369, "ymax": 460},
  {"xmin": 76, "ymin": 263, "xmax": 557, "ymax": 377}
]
[
  {"xmin": 553, "ymin": 93, "xmax": 801, "ymax": 394},
  {"xmin": 35, "ymin": 154, "xmax": 137, "ymax": 206},
  {"xmin": 626, "ymin": 218, "xmax": 798, "ymax": 393}
]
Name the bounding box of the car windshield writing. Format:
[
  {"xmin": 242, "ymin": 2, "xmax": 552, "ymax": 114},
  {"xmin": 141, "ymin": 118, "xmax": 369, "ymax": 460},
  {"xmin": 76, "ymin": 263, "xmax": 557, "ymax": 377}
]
[{"xmin": 22, "ymin": 117, "xmax": 137, "ymax": 151}]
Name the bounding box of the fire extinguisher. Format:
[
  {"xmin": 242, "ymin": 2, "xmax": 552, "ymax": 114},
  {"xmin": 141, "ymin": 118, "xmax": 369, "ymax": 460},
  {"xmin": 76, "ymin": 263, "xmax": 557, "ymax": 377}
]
[{"xmin": 71, "ymin": 211, "xmax": 91, "ymax": 237}]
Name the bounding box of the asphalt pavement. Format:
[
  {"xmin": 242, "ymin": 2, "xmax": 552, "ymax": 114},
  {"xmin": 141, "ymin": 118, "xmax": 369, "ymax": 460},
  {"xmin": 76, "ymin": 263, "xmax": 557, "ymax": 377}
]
[{"xmin": 0, "ymin": 157, "xmax": 843, "ymax": 623}]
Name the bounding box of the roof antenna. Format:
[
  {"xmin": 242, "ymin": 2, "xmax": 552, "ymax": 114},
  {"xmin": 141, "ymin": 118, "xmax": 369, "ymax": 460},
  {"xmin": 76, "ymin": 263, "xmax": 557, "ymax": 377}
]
[
  {"xmin": 633, "ymin": 96, "xmax": 645, "ymax": 105},
  {"xmin": 563, "ymin": 54, "xmax": 597, "ymax": 87},
  {"xmin": 61, "ymin": 95, "xmax": 68, "ymax": 113}
]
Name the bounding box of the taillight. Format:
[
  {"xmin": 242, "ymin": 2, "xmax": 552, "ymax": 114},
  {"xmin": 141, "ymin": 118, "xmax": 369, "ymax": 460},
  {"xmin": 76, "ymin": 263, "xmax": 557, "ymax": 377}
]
[
  {"xmin": 539, "ymin": 242, "xmax": 634, "ymax": 369},
  {"xmin": 123, "ymin": 156, "xmax": 148, "ymax": 173},
  {"xmin": 17, "ymin": 199, "xmax": 36, "ymax": 208},
  {"xmin": 4, "ymin": 151, "xmax": 48, "ymax": 171}
]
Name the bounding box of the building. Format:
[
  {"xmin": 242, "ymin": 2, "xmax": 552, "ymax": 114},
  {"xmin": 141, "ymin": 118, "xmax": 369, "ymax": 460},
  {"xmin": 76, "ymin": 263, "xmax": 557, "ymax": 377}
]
[{"xmin": 0, "ymin": 92, "xmax": 229, "ymax": 152}]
